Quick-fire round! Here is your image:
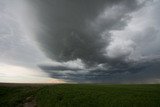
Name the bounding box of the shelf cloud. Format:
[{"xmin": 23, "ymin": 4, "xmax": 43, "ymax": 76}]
[{"xmin": 29, "ymin": 0, "xmax": 160, "ymax": 83}]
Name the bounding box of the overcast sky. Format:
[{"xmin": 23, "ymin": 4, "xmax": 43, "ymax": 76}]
[{"xmin": 0, "ymin": 0, "xmax": 160, "ymax": 83}]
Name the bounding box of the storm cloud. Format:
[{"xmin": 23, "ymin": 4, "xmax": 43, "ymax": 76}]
[
  {"xmin": 9, "ymin": 0, "xmax": 160, "ymax": 83},
  {"xmin": 39, "ymin": 58, "xmax": 160, "ymax": 83},
  {"xmin": 27, "ymin": 0, "xmax": 145, "ymax": 65}
]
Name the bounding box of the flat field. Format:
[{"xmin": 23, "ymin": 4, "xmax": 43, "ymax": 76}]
[{"xmin": 0, "ymin": 83, "xmax": 160, "ymax": 107}]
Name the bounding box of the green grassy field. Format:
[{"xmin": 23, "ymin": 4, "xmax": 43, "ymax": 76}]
[{"xmin": 0, "ymin": 84, "xmax": 160, "ymax": 107}]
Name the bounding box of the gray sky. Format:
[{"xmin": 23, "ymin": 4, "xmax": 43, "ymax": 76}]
[
  {"xmin": 0, "ymin": 0, "xmax": 160, "ymax": 83},
  {"xmin": 0, "ymin": 0, "xmax": 65, "ymax": 83}
]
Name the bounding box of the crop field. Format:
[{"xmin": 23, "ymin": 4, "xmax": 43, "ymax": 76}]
[{"xmin": 0, "ymin": 84, "xmax": 160, "ymax": 107}]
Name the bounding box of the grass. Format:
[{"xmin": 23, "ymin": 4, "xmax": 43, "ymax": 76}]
[{"xmin": 0, "ymin": 84, "xmax": 160, "ymax": 107}]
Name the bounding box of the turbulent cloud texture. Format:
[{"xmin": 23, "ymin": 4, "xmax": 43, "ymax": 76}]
[
  {"xmin": 1, "ymin": 0, "xmax": 160, "ymax": 83},
  {"xmin": 24, "ymin": 0, "xmax": 160, "ymax": 83},
  {"xmin": 28, "ymin": 0, "xmax": 144, "ymax": 65}
]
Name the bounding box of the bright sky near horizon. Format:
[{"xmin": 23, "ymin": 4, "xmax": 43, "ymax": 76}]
[{"xmin": 0, "ymin": 0, "xmax": 66, "ymax": 83}]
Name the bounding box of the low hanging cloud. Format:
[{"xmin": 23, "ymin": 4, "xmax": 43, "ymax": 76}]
[
  {"xmin": 39, "ymin": 58, "xmax": 160, "ymax": 83},
  {"xmin": 22, "ymin": 0, "xmax": 160, "ymax": 83}
]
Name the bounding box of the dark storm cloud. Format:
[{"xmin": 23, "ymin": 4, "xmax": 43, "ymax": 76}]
[
  {"xmin": 40, "ymin": 58, "xmax": 160, "ymax": 83},
  {"xmin": 29, "ymin": 0, "xmax": 143, "ymax": 66},
  {"xmin": 39, "ymin": 65, "xmax": 82, "ymax": 71},
  {"xmin": 26, "ymin": 0, "xmax": 160, "ymax": 83}
]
